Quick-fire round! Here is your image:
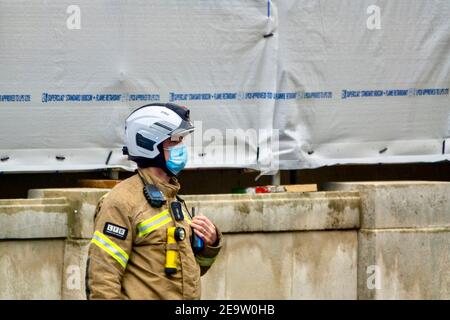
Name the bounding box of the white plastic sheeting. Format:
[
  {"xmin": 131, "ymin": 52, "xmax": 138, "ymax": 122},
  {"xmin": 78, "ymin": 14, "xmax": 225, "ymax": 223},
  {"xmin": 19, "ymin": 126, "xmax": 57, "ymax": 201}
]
[{"xmin": 0, "ymin": 0, "xmax": 449, "ymax": 173}]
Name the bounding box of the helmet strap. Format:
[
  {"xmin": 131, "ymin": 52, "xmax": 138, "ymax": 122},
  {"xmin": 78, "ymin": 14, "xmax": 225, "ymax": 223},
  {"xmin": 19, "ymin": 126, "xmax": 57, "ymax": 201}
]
[{"xmin": 130, "ymin": 142, "xmax": 176, "ymax": 177}]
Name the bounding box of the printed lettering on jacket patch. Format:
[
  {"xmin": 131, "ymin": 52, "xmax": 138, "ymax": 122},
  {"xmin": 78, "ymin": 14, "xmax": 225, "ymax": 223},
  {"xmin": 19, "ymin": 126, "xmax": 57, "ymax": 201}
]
[{"xmin": 103, "ymin": 222, "xmax": 128, "ymax": 240}]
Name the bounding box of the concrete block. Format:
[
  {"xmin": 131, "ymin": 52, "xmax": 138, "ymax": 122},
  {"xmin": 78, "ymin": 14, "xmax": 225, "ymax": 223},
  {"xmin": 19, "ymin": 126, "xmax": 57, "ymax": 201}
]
[
  {"xmin": 28, "ymin": 188, "xmax": 109, "ymax": 239},
  {"xmin": 181, "ymin": 190, "xmax": 357, "ymax": 202},
  {"xmin": 202, "ymin": 231, "xmax": 357, "ymax": 299},
  {"xmin": 358, "ymin": 228, "xmax": 450, "ymax": 299},
  {"xmin": 291, "ymin": 230, "xmax": 357, "ymax": 299},
  {"xmin": 0, "ymin": 197, "xmax": 67, "ymax": 206},
  {"xmin": 0, "ymin": 240, "xmax": 65, "ymax": 299},
  {"xmin": 185, "ymin": 193, "xmax": 360, "ymax": 233},
  {"xmin": 0, "ymin": 202, "xmax": 69, "ymax": 239},
  {"xmin": 29, "ymin": 188, "xmax": 360, "ymax": 235},
  {"xmin": 200, "ymin": 239, "xmax": 228, "ymax": 300},
  {"xmin": 324, "ymin": 181, "xmax": 450, "ymax": 229},
  {"xmin": 224, "ymin": 233, "xmax": 293, "ymax": 299},
  {"xmin": 62, "ymin": 240, "xmax": 90, "ymax": 300}
]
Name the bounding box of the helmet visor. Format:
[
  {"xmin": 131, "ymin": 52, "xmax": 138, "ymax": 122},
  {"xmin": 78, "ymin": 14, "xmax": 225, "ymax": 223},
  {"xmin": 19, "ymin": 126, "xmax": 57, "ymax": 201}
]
[{"xmin": 170, "ymin": 119, "xmax": 194, "ymax": 141}]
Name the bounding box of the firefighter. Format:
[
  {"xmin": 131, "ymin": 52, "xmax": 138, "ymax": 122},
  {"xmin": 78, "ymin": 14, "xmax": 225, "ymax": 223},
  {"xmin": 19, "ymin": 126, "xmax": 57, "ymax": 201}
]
[{"xmin": 86, "ymin": 103, "xmax": 223, "ymax": 299}]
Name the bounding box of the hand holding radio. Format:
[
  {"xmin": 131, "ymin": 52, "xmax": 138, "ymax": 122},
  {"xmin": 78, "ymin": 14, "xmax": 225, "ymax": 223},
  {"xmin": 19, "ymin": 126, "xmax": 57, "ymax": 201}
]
[{"xmin": 190, "ymin": 213, "xmax": 217, "ymax": 246}]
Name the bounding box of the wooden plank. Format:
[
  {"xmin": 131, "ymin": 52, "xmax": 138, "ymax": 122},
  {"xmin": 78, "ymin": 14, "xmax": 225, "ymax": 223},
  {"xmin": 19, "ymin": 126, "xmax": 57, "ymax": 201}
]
[
  {"xmin": 77, "ymin": 179, "xmax": 121, "ymax": 189},
  {"xmin": 284, "ymin": 184, "xmax": 317, "ymax": 193}
]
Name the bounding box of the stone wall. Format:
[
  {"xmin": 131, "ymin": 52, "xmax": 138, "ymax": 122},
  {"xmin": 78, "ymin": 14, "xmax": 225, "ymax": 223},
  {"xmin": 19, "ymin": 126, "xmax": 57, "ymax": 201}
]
[
  {"xmin": 324, "ymin": 182, "xmax": 450, "ymax": 299},
  {"xmin": 0, "ymin": 181, "xmax": 448, "ymax": 299}
]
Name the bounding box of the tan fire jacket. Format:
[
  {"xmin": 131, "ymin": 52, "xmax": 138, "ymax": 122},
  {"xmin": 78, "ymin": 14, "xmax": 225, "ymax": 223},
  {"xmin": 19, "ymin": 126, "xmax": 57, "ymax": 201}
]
[{"xmin": 86, "ymin": 168, "xmax": 223, "ymax": 300}]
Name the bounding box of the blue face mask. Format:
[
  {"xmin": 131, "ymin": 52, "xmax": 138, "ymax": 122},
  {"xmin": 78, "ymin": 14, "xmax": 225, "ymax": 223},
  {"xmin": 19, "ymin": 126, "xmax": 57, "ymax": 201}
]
[{"xmin": 165, "ymin": 144, "xmax": 188, "ymax": 175}]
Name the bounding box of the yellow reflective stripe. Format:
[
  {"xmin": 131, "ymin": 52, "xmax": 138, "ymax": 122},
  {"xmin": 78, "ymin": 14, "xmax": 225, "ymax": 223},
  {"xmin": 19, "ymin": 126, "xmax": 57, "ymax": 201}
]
[
  {"xmin": 91, "ymin": 239, "xmax": 127, "ymax": 268},
  {"xmin": 139, "ymin": 210, "xmax": 169, "ymax": 228},
  {"xmin": 94, "ymin": 231, "xmax": 129, "ymax": 260},
  {"xmin": 91, "ymin": 232, "xmax": 129, "ymax": 269},
  {"xmin": 137, "ymin": 210, "xmax": 172, "ymax": 237},
  {"xmin": 195, "ymin": 255, "xmax": 216, "ymax": 267},
  {"xmin": 140, "ymin": 217, "xmax": 172, "ymax": 237}
]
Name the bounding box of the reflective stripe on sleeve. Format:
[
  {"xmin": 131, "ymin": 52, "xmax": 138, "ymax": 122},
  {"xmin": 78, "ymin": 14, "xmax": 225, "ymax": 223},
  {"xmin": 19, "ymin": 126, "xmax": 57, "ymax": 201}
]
[
  {"xmin": 91, "ymin": 231, "xmax": 129, "ymax": 268},
  {"xmin": 137, "ymin": 210, "xmax": 172, "ymax": 237}
]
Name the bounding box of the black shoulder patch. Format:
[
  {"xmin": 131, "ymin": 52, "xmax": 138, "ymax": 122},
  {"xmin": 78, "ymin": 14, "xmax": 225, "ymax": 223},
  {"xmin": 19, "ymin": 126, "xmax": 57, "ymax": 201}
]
[{"xmin": 103, "ymin": 222, "xmax": 128, "ymax": 240}]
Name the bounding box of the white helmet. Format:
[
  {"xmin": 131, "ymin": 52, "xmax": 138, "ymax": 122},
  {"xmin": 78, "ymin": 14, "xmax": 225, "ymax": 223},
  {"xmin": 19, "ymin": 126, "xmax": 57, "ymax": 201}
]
[{"xmin": 123, "ymin": 103, "xmax": 194, "ymax": 161}]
